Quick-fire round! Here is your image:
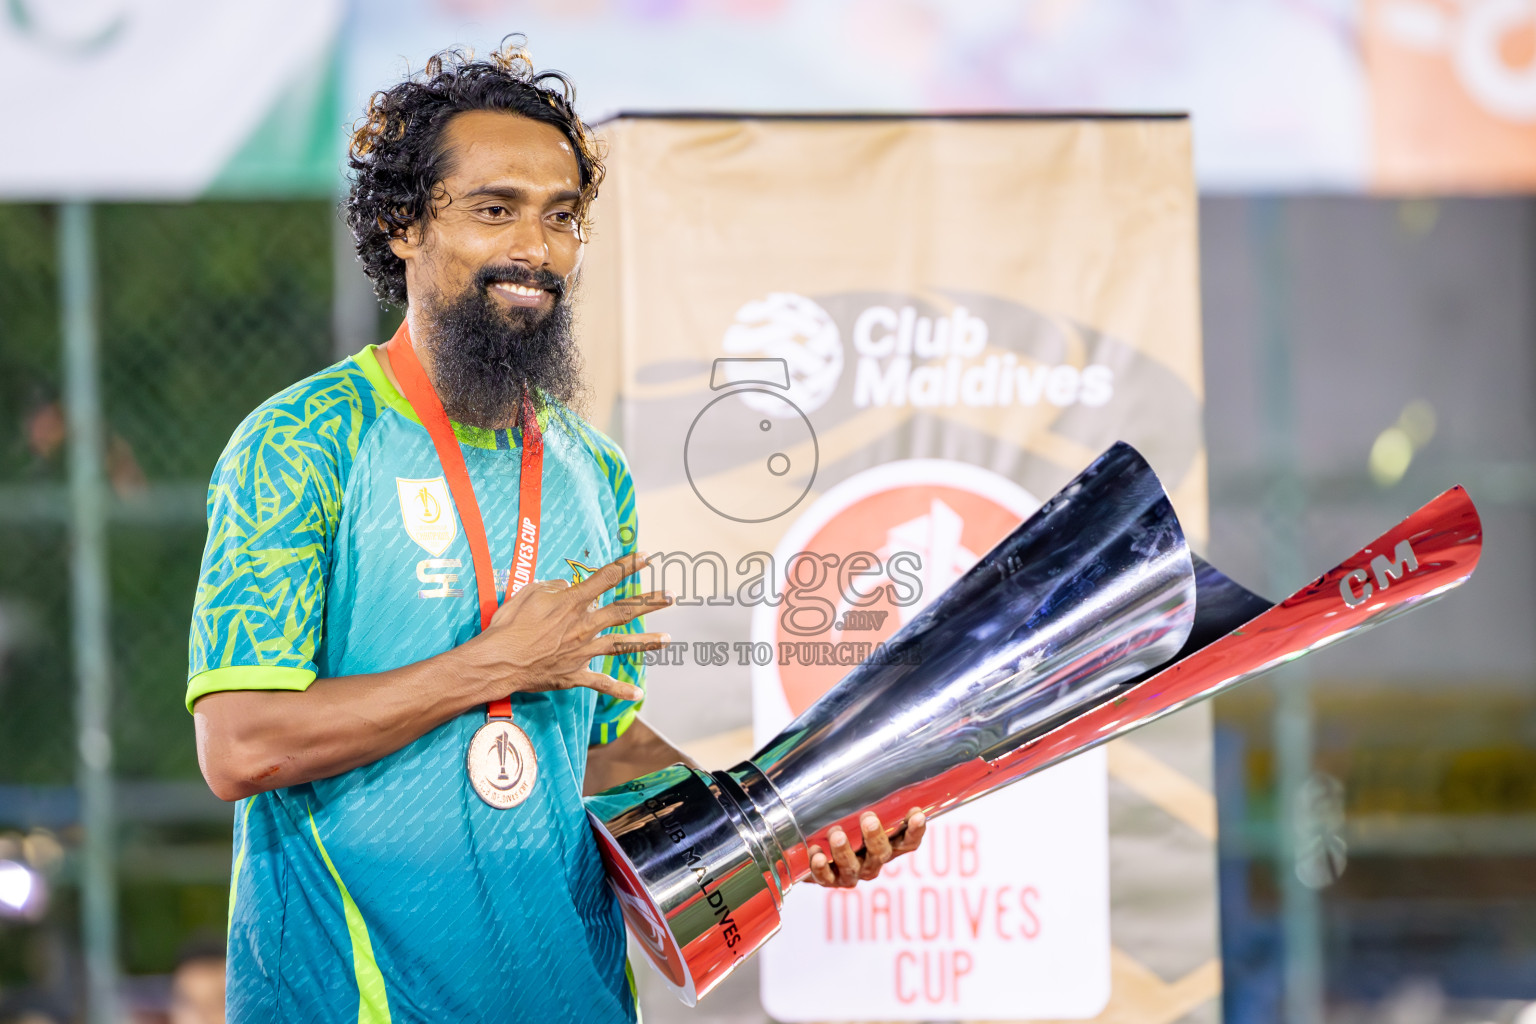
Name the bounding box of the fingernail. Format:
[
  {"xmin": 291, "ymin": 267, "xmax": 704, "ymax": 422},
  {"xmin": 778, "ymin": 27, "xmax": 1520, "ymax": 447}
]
[
  {"xmin": 912, "ymin": 812, "xmax": 926, "ymax": 826},
  {"xmin": 627, "ymin": 686, "xmax": 643, "ymax": 701},
  {"xmin": 656, "ymin": 633, "xmax": 671, "ymax": 645},
  {"xmin": 663, "ymin": 591, "xmax": 676, "ymax": 605},
  {"xmin": 830, "ymin": 829, "xmax": 846, "ymax": 846},
  {"xmin": 811, "ymin": 853, "xmax": 826, "ymax": 869},
  {"xmin": 861, "ymin": 813, "xmax": 878, "ymax": 830}
]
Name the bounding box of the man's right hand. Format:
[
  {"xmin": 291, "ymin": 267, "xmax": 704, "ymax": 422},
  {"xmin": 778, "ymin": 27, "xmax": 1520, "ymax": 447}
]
[{"xmin": 463, "ymin": 550, "xmax": 672, "ymax": 704}]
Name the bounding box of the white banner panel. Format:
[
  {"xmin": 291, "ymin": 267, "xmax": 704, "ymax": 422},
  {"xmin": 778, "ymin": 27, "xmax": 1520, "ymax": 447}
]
[
  {"xmin": 759, "ymin": 758, "xmax": 1109, "ymax": 1021},
  {"xmin": 0, "ymin": 0, "xmax": 340, "ymax": 199}
]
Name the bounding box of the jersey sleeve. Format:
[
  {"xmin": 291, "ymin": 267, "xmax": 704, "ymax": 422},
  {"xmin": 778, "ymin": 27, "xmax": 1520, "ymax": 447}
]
[
  {"xmin": 185, "ymin": 400, "xmax": 347, "ymax": 712},
  {"xmin": 582, "ymin": 429, "xmax": 647, "ymax": 746}
]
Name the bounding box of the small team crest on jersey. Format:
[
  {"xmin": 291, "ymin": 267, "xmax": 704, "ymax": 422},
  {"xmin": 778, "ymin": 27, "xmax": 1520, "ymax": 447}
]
[{"xmin": 396, "ymin": 477, "xmax": 457, "ymax": 556}]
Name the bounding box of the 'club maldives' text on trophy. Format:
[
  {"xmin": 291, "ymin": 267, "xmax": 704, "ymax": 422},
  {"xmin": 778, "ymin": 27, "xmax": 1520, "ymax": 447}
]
[{"xmin": 585, "ymin": 442, "xmax": 1483, "ymax": 1005}]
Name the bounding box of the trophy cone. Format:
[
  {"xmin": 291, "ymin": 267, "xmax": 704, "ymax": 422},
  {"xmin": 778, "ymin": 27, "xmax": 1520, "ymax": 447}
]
[{"xmin": 586, "ymin": 442, "xmax": 1482, "ymax": 1005}]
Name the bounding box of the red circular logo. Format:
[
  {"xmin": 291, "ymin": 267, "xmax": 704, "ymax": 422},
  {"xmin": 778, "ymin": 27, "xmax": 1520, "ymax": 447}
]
[{"xmin": 754, "ymin": 460, "xmax": 1039, "ymax": 720}]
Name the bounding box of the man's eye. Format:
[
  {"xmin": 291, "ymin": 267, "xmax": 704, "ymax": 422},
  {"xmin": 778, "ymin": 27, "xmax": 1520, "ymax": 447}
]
[
  {"xmin": 483, "ymin": 206, "xmax": 509, "ymax": 217},
  {"xmin": 551, "ymin": 211, "xmax": 575, "ymax": 226}
]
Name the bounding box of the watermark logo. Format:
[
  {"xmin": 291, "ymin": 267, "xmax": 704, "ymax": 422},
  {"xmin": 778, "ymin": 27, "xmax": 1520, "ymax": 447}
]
[{"xmin": 684, "ymin": 357, "xmax": 820, "ymax": 523}]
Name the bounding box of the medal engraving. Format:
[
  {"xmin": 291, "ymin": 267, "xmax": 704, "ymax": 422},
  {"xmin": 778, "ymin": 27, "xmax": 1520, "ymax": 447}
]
[{"xmin": 467, "ymin": 719, "xmax": 538, "ymax": 809}]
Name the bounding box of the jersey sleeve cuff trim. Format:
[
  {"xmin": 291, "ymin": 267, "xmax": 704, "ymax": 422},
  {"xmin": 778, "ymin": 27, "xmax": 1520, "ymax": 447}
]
[
  {"xmin": 186, "ymin": 665, "xmax": 317, "ymax": 713},
  {"xmin": 591, "ymin": 703, "xmax": 642, "ymax": 746}
]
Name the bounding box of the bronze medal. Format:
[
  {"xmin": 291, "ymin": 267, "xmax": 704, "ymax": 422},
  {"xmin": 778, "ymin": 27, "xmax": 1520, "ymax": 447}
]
[{"xmin": 467, "ymin": 719, "xmax": 538, "ymax": 809}]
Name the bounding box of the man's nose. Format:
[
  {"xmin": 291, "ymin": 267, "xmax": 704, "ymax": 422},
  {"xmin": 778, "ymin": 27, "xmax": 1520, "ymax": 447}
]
[{"xmin": 503, "ymin": 213, "xmax": 550, "ymax": 267}]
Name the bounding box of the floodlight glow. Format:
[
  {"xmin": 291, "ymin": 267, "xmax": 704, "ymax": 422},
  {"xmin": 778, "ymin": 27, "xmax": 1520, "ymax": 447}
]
[{"xmin": 0, "ymin": 859, "xmax": 45, "ymax": 920}]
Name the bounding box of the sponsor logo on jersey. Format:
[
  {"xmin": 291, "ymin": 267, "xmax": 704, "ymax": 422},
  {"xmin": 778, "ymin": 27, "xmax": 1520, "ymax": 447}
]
[{"xmin": 396, "ymin": 476, "xmax": 457, "ymax": 556}]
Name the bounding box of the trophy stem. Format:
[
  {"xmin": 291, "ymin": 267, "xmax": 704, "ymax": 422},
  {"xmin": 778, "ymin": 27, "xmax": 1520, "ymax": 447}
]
[{"xmin": 716, "ymin": 761, "xmax": 812, "ymax": 890}]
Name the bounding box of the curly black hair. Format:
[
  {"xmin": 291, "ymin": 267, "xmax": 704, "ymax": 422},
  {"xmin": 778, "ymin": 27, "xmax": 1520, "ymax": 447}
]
[{"xmin": 344, "ymin": 39, "xmax": 605, "ymax": 307}]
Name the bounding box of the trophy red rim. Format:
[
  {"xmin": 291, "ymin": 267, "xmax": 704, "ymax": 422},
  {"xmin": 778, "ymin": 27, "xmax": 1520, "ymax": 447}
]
[{"xmin": 588, "ymin": 812, "xmax": 697, "ymax": 1005}]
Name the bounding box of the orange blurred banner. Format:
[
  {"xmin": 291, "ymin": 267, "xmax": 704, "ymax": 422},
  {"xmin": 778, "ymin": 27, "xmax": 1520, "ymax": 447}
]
[{"xmin": 1367, "ymin": 0, "xmax": 1536, "ymax": 191}]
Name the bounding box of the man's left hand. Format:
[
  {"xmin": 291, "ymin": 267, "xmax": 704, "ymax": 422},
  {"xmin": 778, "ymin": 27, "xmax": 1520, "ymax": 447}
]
[{"xmin": 807, "ymin": 808, "xmax": 927, "ymax": 888}]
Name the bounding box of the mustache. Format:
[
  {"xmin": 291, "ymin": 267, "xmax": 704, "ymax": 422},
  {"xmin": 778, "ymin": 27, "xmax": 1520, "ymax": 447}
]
[{"xmin": 475, "ymin": 263, "xmax": 567, "ymax": 304}]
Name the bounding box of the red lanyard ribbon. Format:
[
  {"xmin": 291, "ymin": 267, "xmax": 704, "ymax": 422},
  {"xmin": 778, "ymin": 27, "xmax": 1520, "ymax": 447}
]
[{"xmin": 385, "ymin": 321, "xmax": 542, "ymax": 721}]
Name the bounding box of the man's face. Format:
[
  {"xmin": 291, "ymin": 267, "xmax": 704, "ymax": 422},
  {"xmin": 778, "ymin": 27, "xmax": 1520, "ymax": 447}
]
[
  {"xmin": 389, "ymin": 110, "xmax": 587, "ymax": 424},
  {"xmin": 393, "ymin": 109, "xmax": 584, "ymax": 317}
]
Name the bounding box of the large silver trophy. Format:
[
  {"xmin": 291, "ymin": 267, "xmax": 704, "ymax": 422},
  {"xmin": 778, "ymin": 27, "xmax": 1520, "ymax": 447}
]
[{"xmin": 585, "ymin": 443, "xmax": 1483, "ymax": 1004}]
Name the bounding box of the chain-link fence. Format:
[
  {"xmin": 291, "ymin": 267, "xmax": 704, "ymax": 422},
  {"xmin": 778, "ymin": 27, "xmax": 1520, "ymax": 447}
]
[{"xmin": 0, "ymin": 199, "xmax": 356, "ymax": 996}]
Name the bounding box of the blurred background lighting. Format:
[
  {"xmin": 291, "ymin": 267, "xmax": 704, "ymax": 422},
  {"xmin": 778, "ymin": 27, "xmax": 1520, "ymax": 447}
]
[
  {"xmin": 20, "ymin": 829, "xmax": 63, "ymax": 873},
  {"xmin": 1369, "ymin": 398, "xmax": 1438, "ymax": 487},
  {"xmin": 1369, "ymin": 426, "xmax": 1415, "ymax": 486},
  {"xmin": 0, "ymin": 858, "xmax": 46, "ymax": 921},
  {"xmin": 1398, "ymin": 398, "xmax": 1438, "ymax": 446}
]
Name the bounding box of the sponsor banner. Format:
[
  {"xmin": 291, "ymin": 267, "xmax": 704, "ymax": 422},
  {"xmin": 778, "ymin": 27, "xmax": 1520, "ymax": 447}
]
[
  {"xmin": 344, "ymin": 0, "xmax": 1370, "ymax": 191},
  {"xmin": 3, "ymin": 1, "xmax": 1532, "ymax": 197},
  {"xmin": 759, "ymin": 756, "xmax": 1109, "ymax": 1021},
  {"xmin": 1366, "ymin": 0, "xmax": 1536, "ymax": 191},
  {"xmin": 580, "ymin": 116, "xmax": 1213, "ymax": 1020},
  {"xmin": 0, "ymin": 0, "xmax": 341, "ymax": 199},
  {"xmin": 344, "ymin": 0, "xmax": 1533, "ymax": 193}
]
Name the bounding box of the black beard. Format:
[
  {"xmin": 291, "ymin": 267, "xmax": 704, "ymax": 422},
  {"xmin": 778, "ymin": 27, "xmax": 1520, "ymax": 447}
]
[{"xmin": 417, "ymin": 268, "xmax": 583, "ymax": 427}]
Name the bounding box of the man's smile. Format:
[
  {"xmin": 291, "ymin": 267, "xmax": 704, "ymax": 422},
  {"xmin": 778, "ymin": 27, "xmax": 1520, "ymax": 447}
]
[{"xmin": 489, "ymin": 278, "xmax": 554, "ymax": 309}]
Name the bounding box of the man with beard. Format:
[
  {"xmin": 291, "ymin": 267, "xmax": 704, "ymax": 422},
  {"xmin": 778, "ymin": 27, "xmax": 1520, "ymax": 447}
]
[{"xmin": 186, "ymin": 43, "xmax": 926, "ymax": 1024}]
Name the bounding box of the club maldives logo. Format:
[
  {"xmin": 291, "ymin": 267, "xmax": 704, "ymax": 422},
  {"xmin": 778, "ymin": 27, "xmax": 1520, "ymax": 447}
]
[
  {"xmin": 850, "ymin": 303, "xmax": 1113, "ymax": 410},
  {"xmin": 751, "ymin": 460, "xmax": 1040, "ymax": 729},
  {"xmin": 719, "ymin": 293, "xmax": 844, "ymax": 416},
  {"xmin": 719, "ymin": 292, "xmax": 1115, "ymax": 416}
]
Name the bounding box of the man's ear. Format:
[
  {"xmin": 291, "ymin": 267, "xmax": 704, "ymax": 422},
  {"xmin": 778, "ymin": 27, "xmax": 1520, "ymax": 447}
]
[{"xmin": 386, "ymin": 218, "xmax": 422, "ymax": 261}]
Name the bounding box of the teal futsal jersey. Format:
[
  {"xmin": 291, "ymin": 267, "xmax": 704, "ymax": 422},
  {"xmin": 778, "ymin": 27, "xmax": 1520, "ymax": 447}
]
[{"xmin": 187, "ymin": 346, "xmax": 644, "ymax": 1023}]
